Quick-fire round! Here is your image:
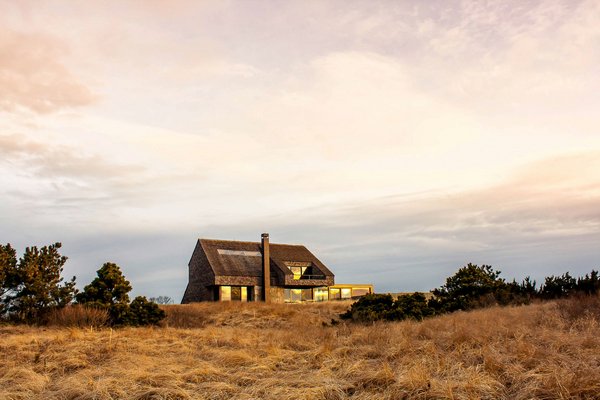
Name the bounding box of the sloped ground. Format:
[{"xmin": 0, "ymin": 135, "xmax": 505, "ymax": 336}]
[{"xmin": 1, "ymin": 298, "xmax": 599, "ymax": 399}]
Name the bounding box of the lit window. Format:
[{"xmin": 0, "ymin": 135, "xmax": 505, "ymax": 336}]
[
  {"xmin": 231, "ymin": 286, "xmax": 242, "ymax": 301},
  {"xmin": 221, "ymin": 286, "xmax": 231, "ymax": 301},
  {"xmin": 291, "ymin": 289, "xmax": 302, "ymax": 302},
  {"xmin": 330, "ymin": 288, "xmax": 341, "ymax": 300},
  {"xmin": 314, "ymin": 287, "xmax": 329, "ymax": 302},
  {"xmin": 341, "ymin": 288, "xmax": 352, "ymax": 299},
  {"xmin": 285, "ymin": 262, "xmax": 313, "ymax": 280},
  {"xmin": 289, "ymin": 266, "xmax": 307, "ymax": 280},
  {"xmin": 221, "ymin": 286, "xmax": 249, "ymax": 302},
  {"xmin": 351, "ymin": 288, "xmax": 371, "ymax": 297},
  {"xmin": 301, "ymin": 288, "xmax": 313, "ymax": 301}
]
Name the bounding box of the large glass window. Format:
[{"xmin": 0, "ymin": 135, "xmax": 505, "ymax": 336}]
[
  {"xmin": 291, "ymin": 289, "xmax": 302, "ymax": 302},
  {"xmin": 231, "ymin": 286, "xmax": 241, "ymax": 301},
  {"xmin": 351, "ymin": 287, "xmax": 371, "ymax": 297},
  {"xmin": 341, "ymin": 288, "xmax": 352, "ymax": 299},
  {"xmin": 314, "ymin": 287, "xmax": 328, "ymax": 302},
  {"xmin": 289, "ymin": 266, "xmax": 307, "ymax": 280},
  {"xmin": 329, "ymin": 288, "xmax": 341, "ymax": 300},
  {"xmin": 220, "ymin": 286, "xmax": 249, "ymax": 302},
  {"xmin": 301, "ymin": 288, "xmax": 313, "ymax": 301},
  {"xmin": 284, "ymin": 288, "xmax": 313, "ymax": 302},
  {"xmin": 220, "ymin": 286, "xmax": 231, "ymax": 301}
]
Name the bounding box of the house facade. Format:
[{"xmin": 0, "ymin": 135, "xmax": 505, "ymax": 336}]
[{"xmin": 181, "ymin": 233, "xmax": 373, "ymax": 303}]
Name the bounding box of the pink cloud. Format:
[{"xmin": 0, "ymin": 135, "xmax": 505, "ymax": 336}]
[{"xmin": 0, "ymin": 28, "xmax": 95, "ymax": 114}]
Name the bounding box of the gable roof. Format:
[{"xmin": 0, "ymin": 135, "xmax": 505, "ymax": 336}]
[{"xmin": 197, "ymin": 238, "xmax": 334, "ymax": 278}]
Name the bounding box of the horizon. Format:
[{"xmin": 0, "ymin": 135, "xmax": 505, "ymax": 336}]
[{"xmin": 1, "ymin": 0, "xmax": 599, "ymax": 302}]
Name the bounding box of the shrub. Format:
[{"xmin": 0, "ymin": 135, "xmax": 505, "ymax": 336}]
[
  {"xmin": 539, "ymin": 273, "xmax": 577, "ymax": 299},
  {"xmin": 430, "ymin": 263, "xmax": 506, "ymax": 312},
  {"xmin": 340, "ymin": 293, "xmax": 434, "ymax": 322},
  {"xmin": 576, "ymin": 270, "xmax": 600, "ymax": 296},
  {"xmin": 340, "ymin": 294, "xmax": 394, "ymax": 322},
  {"xmin": 126, "ymin": 296, "xmax": 165, "ymax": 326}
]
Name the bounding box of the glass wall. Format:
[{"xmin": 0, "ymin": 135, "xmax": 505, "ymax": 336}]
[
  {"xmin": 351, "ymin": 287, "xmax": 371, "ymax": 297},
  {"xmin": 341, "ymin": 288, "xmax": 352, "ymax": 299},
  {"xmin": 284, "ymin": 288, "xmax": 314, "ymax": 302},
  {"xmin": 329, "ymin": 288, "xmax": 341, "ymax": 300},
  {"xmin": 314, "ymin": 287, "xmax": 329, "ymax": 302}
]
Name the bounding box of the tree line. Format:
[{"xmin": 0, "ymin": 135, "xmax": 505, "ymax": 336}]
[
  {"xmin": 0, "ymin": 243, "xmax": 165, "ymax": 326},
  {"xmin": 341, "ymin": 263, "xmax": 600, "ymax": 322}
]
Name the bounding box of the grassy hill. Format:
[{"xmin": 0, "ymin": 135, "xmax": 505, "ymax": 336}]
[{"xmin": 1, "ymin": 297, "xmax": 599, "ymax": 399}]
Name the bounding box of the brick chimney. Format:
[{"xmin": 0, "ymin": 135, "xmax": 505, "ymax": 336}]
[{"xmin": 261, "ymin": 233, "xmax": 271, "ymax": 302}]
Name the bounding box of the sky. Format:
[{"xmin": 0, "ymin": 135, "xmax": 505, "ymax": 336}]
[{"xmin": 1, "ymin": 0, "xmax": 599, "ymax": 300}]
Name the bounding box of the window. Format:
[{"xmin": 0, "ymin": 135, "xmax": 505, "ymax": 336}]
[
  {"xmin": 351, "ymin": 287, "xmax": 371, "ymax": 297},
  {"xmin": 291, "ymin": 289, "xmax": 302, "ymax": 302},
  {"xmin": 231, "ymin": 286, "xmax": 241, "ymax": 301},
  {"xmin": 284, "ymin": 261, "xmax": 314, "ymax": 280},
  {"xmin": 220, "ymin": 286, "xmax": 231, "ymax": 301},
  {"xmin": 289, "ymin": 266, "xmax": 307, "ymax": 280},
  {"xmin": 220, "ymin": 286, "xmax": 249, "ymax": 302},
  {"xmin": 284, "ymin": 288, "xmax": 313, "ymax": 302},
  {"xmin": 302, "ymin": 288, "xmax": 313, "ymax": 301},
  {"xmin": 314, "ymin": 287, "xmax": 329, "ymax": 302},
  {"xmin": 341, "ymin": 288, "xmax": 352, "ymax": 299},
  {"xmin": 329, "ymin": 288, "xmax": 341, "ymax": 300}
]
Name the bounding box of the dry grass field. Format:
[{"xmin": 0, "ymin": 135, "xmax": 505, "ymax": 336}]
[{"xmin": 1, "ymin": 297, "xmax": 599, "ymax": 400}]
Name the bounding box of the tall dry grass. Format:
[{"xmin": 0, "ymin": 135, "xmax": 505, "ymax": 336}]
[
  {"xmin": 46, "ymin": 305, "xmax": 109, "ymax": 328},
  {"xmin": 1, "ymin": 297, "xmax": 599, "ymax": 399}
]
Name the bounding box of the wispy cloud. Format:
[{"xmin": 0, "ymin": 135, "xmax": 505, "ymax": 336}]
[
  {"xmin": 0, "ymin": 28, "xmax": 95, "ymax": 114},
  {"xmin": 0, "ymin": 133, "xmax": 143, "ymax": 182}
]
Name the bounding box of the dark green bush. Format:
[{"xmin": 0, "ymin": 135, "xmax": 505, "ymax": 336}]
[
  {"xmin": 340, "ymin": 293, "xmax": 434, "ymax": 322},
  {"xmin": 127, "ymin": 296, "xmax": 166, "ymax": 326},
  {"xmin": 539, "ymin": 273, "xmax": 577, "ymax": 299}
]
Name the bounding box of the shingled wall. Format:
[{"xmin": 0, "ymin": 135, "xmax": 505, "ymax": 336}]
[{"xmin": 181, "ymin": 241, "xmax": 215, "ymax": 303}]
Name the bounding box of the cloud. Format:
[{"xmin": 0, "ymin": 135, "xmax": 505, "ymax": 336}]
[
  {"xmin": 0, "ymin": 28, "xmax": 95, "ymax": 114},
  {"xmin": 0, "ymin": 133, "xmax": 144, "ymax": 182}
]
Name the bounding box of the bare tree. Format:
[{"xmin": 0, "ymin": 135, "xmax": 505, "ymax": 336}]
[{"xmin": 149, "ymin": 296, "xmax": 173, "ymax": 305}]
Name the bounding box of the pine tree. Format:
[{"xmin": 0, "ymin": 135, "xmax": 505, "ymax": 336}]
[
  {"xmin": 0, "ymin": 244, "xmax": 18, "ymax": 317},
  {"xmin": 7, "ymin": 243, "xmax": 77, "ymax": 323},
  {"xmin": 76, "ymin": 262, "xmax": 132, "ymax": 325}
]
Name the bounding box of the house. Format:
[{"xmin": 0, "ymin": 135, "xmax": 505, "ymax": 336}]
[{"xmin": 181, "ymin": 233, "xmax": 373, "ymax": 303}]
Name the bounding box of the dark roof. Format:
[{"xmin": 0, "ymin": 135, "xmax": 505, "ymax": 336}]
[{"xmin": 198, "ymin": 238, "xmax": 334, "ymax": 278}]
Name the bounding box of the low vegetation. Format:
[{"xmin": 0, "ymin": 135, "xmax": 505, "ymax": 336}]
[
  {"xmin": 1, "ymin": 297, "xmax": 600, "ymax": 399},
  {"xmin": 342, "ymin": 263, "xmax": 600, "ymax": 322}
]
